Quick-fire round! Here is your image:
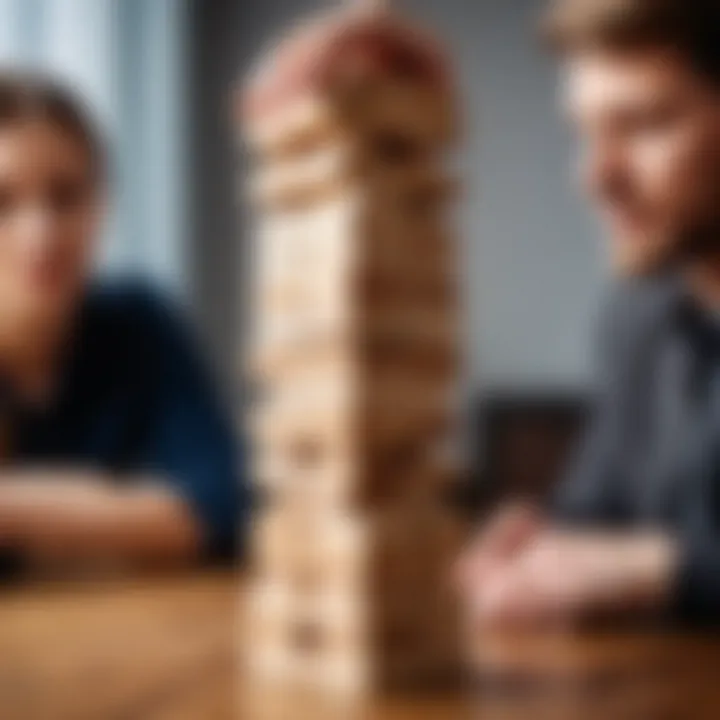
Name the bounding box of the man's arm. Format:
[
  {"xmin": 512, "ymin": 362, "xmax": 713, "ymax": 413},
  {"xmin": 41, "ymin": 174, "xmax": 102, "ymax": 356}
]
[
  {"xmin": 460, "ymin": 284, "xmax": 692, "ymax": 626},
  {"xmin": 466, "ymin": 529, "xmax": 679, "ymax": 627},
  {"xmin": 463, "ymin": 516, "xmax": 720, "ymax": 629}
]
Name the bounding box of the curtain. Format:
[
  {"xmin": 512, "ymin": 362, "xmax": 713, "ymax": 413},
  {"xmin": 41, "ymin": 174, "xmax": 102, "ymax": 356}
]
[{"xmin": 0, "ymin": 0, "xmax": 189, "ymax": 294}]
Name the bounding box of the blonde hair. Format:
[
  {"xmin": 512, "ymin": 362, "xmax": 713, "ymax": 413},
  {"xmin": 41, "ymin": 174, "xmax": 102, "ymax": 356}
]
[{"xmin": 543, "ymin": 0, "xmax": 720, "ymax": 84}]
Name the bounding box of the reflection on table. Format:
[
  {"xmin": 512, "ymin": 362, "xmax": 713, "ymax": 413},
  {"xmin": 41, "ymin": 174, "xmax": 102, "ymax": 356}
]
[{"xmin": 1, "ymin": 572, "xmax": 719, "ymax": 719}]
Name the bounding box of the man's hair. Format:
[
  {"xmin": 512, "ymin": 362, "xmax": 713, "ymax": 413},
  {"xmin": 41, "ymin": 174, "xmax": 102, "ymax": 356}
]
[{"xmin": 543, "ymin": 0, "xmax": 720, "ymax": 84}]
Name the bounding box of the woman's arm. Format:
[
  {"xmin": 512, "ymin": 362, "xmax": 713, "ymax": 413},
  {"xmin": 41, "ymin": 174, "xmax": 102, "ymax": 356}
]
[
  {"xmin": 0, "ymin": 287, "xmax": 245, "ymax": 573},
  {"xmin": 0, "ymin": 472, "xmax": 202, "ymax": 570}
]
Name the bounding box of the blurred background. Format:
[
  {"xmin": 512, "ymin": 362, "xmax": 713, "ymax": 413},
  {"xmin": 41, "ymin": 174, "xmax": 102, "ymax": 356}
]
[
  {"xmin": 0, "ymin": 0, "xmax": 608, "ymax": 494},
  {"xmin": 216, "ymin": 0, "xmax": 608, "ymax": 504}
]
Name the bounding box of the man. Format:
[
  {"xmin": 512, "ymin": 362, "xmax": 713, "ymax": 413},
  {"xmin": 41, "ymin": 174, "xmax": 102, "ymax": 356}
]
[{"xmin": 458, "ymin": 0, "xmax": 720, "ymax": 626}]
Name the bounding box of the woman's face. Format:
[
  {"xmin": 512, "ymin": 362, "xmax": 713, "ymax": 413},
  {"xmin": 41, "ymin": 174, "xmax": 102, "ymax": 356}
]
[{"xmin": 0, "ymin": 120, "xmax": 100, "ymax": 329}]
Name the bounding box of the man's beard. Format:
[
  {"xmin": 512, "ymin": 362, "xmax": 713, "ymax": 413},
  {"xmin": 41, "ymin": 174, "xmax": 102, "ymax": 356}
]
[
  {"xmin": 612, "ymin": 216, "xmax": 720, "ymax": 280},
  {"xmin": 677, "ymin": 217, "xmax": 720, "ymax": 265}
]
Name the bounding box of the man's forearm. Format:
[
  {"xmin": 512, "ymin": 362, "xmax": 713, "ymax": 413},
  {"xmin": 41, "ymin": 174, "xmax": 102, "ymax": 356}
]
[
  {"xmin": 460, "ymin": 509, "xmax": 685, "ymax": 627},
  {"xmin": 0, "ymin": 472, "xmax": 202, "ymax": 570}
]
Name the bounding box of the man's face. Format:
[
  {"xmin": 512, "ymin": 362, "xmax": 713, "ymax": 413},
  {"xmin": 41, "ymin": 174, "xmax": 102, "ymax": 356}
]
[{"xmin": 564, "ymin": 48, "xmax": 720, "ymax": 276}]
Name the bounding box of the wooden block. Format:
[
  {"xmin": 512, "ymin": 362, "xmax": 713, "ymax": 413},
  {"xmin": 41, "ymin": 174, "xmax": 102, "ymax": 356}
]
[
  {"xmin": 253, "ymin": 432, "xmax": 460, "ymax": 509},
  {"xmin": 249, "ymin": 297, "xmax": 459, "ymax": 386},
  {"xmin": 248, "ymin": 180, "xmax": 460, "ymax": 368},
  {"xmin": 254, "ymin": 261, "xmax": 458, "ymax": 335},
  {"xmin": 251, "ymin": 299, "xmax": 460, "ymax": 377},
  {"xmin": 249, "ymin": 347, "xmax": 462, "ymax": 508},
  {"xmin": 341, "ymin": 79, "xmax": 458, "ymax": 149},
  {"xmin": 249, "ymin": 329, "xmax": 458, "ymax": 388},
  {"xmin": 245, "ymin": 578, "xmax": 371, "ymax": 695},
  {"xmin": 253, "ymin": 195, "xmax": 356, "ymax": 304},
  {"xmin": 252, "ymin": 446, "xmax": 356, "ymax": 504},
  {"xmin": 242, "ymin": 77, "xmax": 456, "ymax": 159},
  {"xmin": 250, "ymin": 385, "xmax": 452, "ymax": 463},
  {"xmin": 246, "ymin": 506, "xmax": 467, "ymax": 695},
  {"xmin": 251, "ymin": 504, "xmax": 466, "ymax": 603},
  {"xmin": 250, "ymin": 505, "xmax": 446, "ymax": 598},
  {"xmin": 245, "ymin": 602, "xmax": 448, "ymax": 695},
  {"xmin": 253, "ymin": 269, "xmax": 459, "ymax": 329},
  {"xmin": 251, "ymin": 510, "xmax": 366, "ymax": 593},
  {"xmin": 248, "ymin": 326, "xmax": 459, "ymax": 387},
  {"xmin": 254, "ymin": 452, "xmax": 363, "ymax": 509},
  {"xmin": 253, "ymin": 180, "xmax": 454, "ymax": 275},
  {"xmin": 249, "ymin": 139, "xmax": 457, "ymax": 211},
  {"xmin": 241, "ymin": 94, "xmax": 341, "ymax": 158},
  {"xmin": 244, "ymin": 583, "xmax": 295, "ymax": 682},
  {"xmin": 248, "ymin": 144, "xmax": 361, "ymax": 209}
]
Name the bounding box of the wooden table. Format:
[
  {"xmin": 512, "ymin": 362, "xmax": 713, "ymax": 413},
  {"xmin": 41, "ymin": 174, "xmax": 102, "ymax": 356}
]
[
  {"xmin": 0, "ymin": 572, "xmax": 718, "ymax": 719},
  {"xmin": 0, "ymin": 572, "xmax": 237, "ymax": 720}
]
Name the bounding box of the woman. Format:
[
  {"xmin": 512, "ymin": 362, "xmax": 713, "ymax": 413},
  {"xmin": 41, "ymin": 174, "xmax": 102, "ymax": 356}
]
[{"xmin": 0, "ymin": 73, "xmax": 242, "ymax": 573}]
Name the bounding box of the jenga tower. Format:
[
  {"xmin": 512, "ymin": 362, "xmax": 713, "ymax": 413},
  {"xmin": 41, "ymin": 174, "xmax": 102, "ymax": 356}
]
[{"xmin": 240, "ymin": 0, "xmax": 467, "ymax": 698}]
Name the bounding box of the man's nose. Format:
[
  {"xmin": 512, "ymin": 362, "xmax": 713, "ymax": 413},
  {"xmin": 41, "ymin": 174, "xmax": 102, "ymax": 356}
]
[{"xmin": 582, "ymin": 141, "xmax": 626, "ymax": 201}]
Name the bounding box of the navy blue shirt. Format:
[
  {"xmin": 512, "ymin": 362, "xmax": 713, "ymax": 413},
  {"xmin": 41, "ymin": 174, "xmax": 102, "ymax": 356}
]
[{"xmin": 9, "ymin": 280, "xmax": 244, "ymax": 560}]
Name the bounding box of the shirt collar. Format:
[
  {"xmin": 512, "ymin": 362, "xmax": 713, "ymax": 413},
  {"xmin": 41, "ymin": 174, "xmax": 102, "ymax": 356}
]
[{"xmin": 667, "ymin": 276, "xmax": 720, "ymax": 357}]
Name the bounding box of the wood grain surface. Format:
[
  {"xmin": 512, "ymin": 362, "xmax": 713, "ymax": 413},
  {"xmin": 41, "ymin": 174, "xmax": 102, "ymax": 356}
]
[{"xmin": 0, "ymin": 572, "xmax": 718, "ymax": 719}]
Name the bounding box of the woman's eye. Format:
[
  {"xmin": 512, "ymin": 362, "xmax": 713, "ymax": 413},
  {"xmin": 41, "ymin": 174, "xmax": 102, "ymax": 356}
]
[
  {"xmin": 47, "ymin": 178, "xmax": 87, "ymax": 212},
  {"xmin": 0, "ymin": 188, "xmax": 17, "ymax": 217}
]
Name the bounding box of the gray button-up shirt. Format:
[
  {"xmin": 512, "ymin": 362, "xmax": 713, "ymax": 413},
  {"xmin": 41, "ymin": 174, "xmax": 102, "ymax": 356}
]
[{"xmin": 553, "ymin": 274, "xmax": 720, "ymax": 623}]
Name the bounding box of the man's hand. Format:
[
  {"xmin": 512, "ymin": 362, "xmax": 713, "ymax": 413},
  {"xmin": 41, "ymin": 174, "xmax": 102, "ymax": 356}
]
[
  {"xmin": 455, "ymin": 503, "xmax": 544, "ymax": 598},
  {"xmin": 459, "ymin": 510, "xmax": 680, "ymax": 628}
]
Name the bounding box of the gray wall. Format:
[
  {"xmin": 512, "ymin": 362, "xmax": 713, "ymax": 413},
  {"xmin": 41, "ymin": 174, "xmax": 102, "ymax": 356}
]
[
  {"xmin": 191, "ymin": 0, "xmax": 607, "ymax": 394},
  {"xmin": 190, "ymin": 0, "xmax": 245, "ymax": 389}
]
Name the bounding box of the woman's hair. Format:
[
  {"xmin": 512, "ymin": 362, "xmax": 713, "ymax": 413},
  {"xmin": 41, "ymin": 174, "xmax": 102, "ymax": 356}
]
[
  {"xmin": 0, "ymin": 71, "xmax": 106, "ymax": 181},
  {"xmin": 542, "ymin": 0, "xmax": 720, "ymax": 86}
]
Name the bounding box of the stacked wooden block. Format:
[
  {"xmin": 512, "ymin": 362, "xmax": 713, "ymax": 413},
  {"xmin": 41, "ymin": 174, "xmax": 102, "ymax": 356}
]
[{"xmin": 241, "ymin": 1, "xmax": 467, "ymax": 697}]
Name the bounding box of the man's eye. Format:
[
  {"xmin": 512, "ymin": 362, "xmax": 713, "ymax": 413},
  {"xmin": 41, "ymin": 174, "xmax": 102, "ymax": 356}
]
[{"xmin": 621, "ymin": 107, "xmax": 680, "ymax": 135}]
